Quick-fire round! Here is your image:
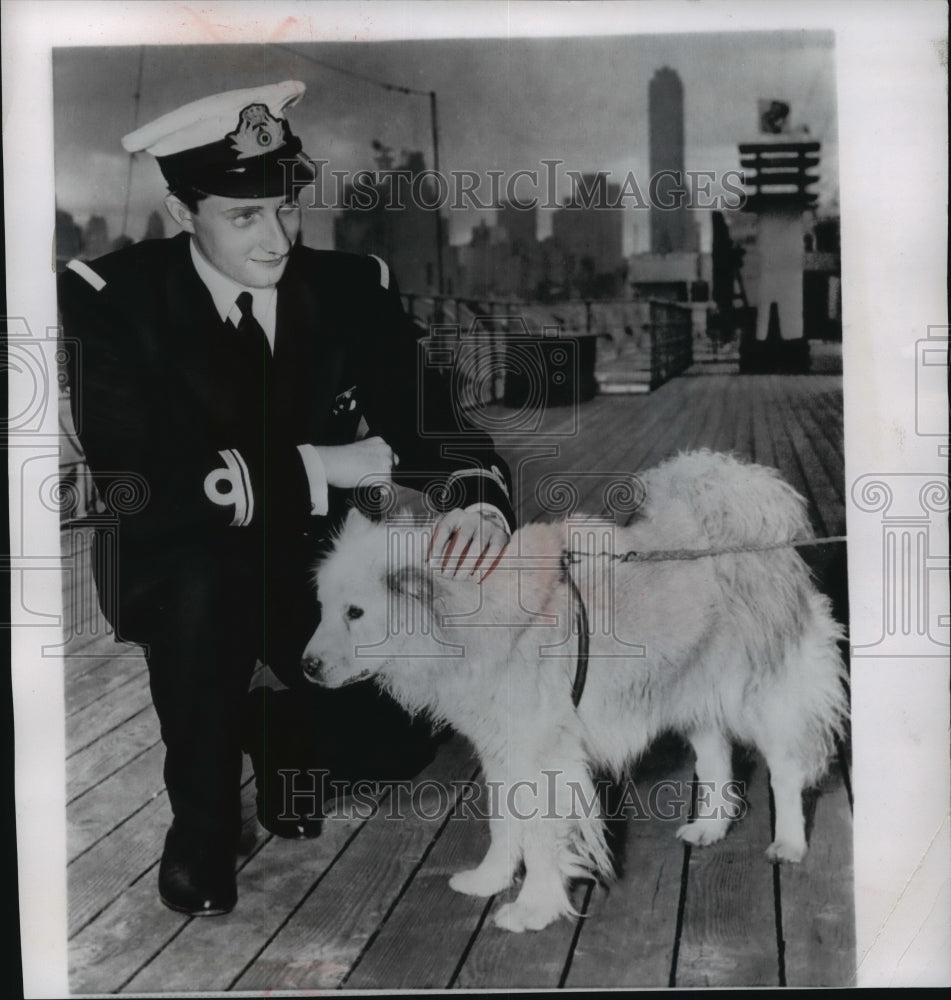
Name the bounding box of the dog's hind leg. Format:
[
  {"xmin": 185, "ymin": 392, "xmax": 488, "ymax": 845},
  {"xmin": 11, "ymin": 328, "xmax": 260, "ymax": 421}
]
[
  {"xmin": 762, "ymin": 750, "xmax": 807, "ymax": 863},
  {"xmin": 677, "ymin": 728, "xmax": 736, "ymax": 846}
]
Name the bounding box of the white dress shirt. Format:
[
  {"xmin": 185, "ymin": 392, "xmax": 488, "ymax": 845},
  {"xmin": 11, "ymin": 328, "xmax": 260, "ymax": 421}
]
[{"xmin": 189, "ymin": 240, "xmax": 278, "ymax": 350}]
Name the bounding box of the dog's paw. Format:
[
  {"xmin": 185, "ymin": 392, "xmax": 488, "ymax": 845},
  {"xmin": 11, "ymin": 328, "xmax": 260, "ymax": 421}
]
[
  {"xmin": 449, "ymin": 867, "xmax": 512, "ymax": 897},
  {"xmin": 766, "ymin": 837, "xmax": 806, "ymax": 864},
  {"xmin": 676, "ymin": 820, "xmax": 730, "ymax": 847},
  {"xmin": 493, "ymin": 899, "xmax": 563, "ymax": 933}
]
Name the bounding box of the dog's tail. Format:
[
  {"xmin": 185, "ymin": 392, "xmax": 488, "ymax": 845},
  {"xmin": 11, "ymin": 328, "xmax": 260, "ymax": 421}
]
[{"xmin": 644, "ymin": 449, "xmax": 813, "ymax": 549}]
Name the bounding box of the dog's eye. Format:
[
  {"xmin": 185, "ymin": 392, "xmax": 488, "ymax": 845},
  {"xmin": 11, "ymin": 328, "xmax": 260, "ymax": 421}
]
[{"xmin": 346, "ymin": 605, "xmax": 364, "ymax": 621}]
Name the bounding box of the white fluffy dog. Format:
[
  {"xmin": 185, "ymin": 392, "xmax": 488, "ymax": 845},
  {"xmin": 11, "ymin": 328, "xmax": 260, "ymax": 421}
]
[{"xmin": 302, "ymin": 451, "xmax": 849, "ymax": 933}]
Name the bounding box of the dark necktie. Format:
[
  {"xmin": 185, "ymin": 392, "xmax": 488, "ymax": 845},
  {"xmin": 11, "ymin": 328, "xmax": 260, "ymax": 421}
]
[{"xmin": 234, "ymin": 291, "xmax": 271, "ymax": 362}]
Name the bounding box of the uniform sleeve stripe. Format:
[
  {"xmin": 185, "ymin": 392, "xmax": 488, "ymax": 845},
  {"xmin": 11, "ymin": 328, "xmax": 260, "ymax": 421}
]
[
  {"xmin": 229, "ymin": 448, "xmax": 254, "ymax": 527},
  {"xmin": 66, "ymin": 259, "xmax": 107, "ymax": 291},
  {"xmin": 446, "ymin": 465, "xmax": 510, "ymax": 498},
  {"xmin": 369, "ymin": 254, "xmax": 390, "ymax": 290},
  {"xmin": 464, "ymin": 503, "xmax": 513, "ymax": 535},
  {"xmin": 203, "ymin": 449, "xmax": 253, "ymax": 527}
]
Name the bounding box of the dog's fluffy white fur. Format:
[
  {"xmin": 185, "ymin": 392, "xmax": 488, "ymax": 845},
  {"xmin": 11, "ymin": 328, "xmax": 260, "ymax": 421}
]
[{"xmin": 304, "ymin": 450, "xmax": 849, "ymax": 933}]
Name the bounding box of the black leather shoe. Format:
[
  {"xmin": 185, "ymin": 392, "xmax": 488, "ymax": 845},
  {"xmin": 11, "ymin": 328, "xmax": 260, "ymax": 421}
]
[
  {"xmin": 244, "ymin": 687, "xmax": 325, "ymax": 839},
  {"xmin": 256, "ymin": 794, "xmax": 325, "ymax": 839},
  {"xmin": 243, "ymin": 683, "xmax": 444, "ymax": 840},
  {"xmin": 253, "ymin": 764, "xmax": 325, "ymax": 839},
  {"xmin": 158, "ymin": 823, "xmax": 237, "ymax": 916}
]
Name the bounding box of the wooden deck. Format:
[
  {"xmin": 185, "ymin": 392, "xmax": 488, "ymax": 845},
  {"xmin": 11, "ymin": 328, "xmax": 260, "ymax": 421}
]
[{"xmin": 62, "ymin": 371, "xmax": 854, "ymax": 993}]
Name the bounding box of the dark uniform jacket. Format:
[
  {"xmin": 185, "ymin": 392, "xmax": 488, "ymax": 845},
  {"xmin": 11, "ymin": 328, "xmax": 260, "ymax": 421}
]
[{"xmin": 59, "ymin": 232, "xmax": 515, "ymax": 636}]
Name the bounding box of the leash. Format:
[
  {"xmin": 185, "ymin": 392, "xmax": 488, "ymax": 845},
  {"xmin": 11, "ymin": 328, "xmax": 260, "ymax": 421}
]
[
  {"xmin": 560, "ymin": 534, "xmax": 847, "ymax": 709},
  {"xmin": 559, "ymin": 553, "xmax": 590, "ymax": 708},
  {"xmin": 561, "ymin": 534, "xmax": 848, "ymax": 567}
]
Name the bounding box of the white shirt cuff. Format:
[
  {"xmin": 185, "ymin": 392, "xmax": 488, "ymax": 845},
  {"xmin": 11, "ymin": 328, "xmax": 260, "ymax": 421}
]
[
  {"xmin": 464, "ymin": 502, "xmax": 513, "ymax": 535},
  {"xmin": 297, "ymin": 444, "xmax": 330, "ymax": 516}
]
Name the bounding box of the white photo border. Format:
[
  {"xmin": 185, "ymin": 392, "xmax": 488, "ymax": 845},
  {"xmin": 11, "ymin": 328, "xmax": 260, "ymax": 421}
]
[{"xmin": 3, "ymin": 0, "xmax": 948, "ymax": 994}]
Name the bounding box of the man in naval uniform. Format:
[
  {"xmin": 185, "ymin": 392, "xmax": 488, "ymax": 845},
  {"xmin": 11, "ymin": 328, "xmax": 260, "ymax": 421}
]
[{"xmin": 58, "ymin": 81, "xmax": 515, "ymax": 917}]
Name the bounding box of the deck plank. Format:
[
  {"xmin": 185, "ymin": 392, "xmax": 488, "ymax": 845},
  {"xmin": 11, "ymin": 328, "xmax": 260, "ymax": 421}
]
[
  {"xmin": 65, "ymin": 652, "xmax": 147, "ymax": 717},
  {"xmin": 574, "ymin": 383, "xmax": 688, "ymax": 512},
  {"xmin": 65, "ymin": 672, "xmax": 153, "ymax": 758},
  {"xmin": 581, "ymin": 378, "xmax": 714, "ymax": 530},
  {"xmin": 542, "ymin": 398, "xmax": 633, "ymax": 516},
  {"xmin": 749, "ymin": 376, "xmax": 779, "ymax": 470},
  {"xmin": 57, "ymin": 625, "xmax": 129, "ymax": 661},
  {"xmin": 675, "ymin": 753, "xmax": 780, "ymax": 987},
  {"xmin": 570, "ymin": 399, "xmax": 656, "ymax": 513},
  {"xmin": 761, "ymin": 377, "xmax": 817, "ymax": 531},
  {"xmin": 232, "ymin": 736, "xmax": 479, "ymax": 992},
  {"xmin": 621, "ymin": 373, "xmax": 719, "ymax": 474},
  {"xmin": 68, "ymin": 779, "xmax": 262, "ymax": 995},
  {"xmin": 564, "ymin": 753, "xmax": 695, "ymax": 988},
  {"xmin": 698, "ymin": 373, "xmax": 734, "ymax": 455},
  {"xmin": 771, "ymin": 377, "xmax": 844, "ymax": 537},
  {"xmin": 718, "ymin": 376, "xmax": 749, "ymax": 458},
  {"xmin": 67, "ymin": 705, "xmax": 161, "ymax": 803},
  {"xmin": 452, "ymin": 882, "xmax": 590, "ymax": 989},
  {"xmin": 59, "ymin": 524, "xmax": 99, "ymax": 630},
  {"xmin": 68, "ymin": 742, "xmax": 165, "ymax": 863},
  {"xmin": 343, "ymin": 781, "xmax": 495, "ymax": 990},
  {"xmin": 516, "ymin": 376, "xmax": 704, "ymax": 524},
  {"xmin": 806, "ymin": 379, "xmax": 846, "ymax": 460},
  {"xmin": 69, "ymin": 858, "xmax": 190, "ymax": 996},
  {"xmin": 780, "ymin": 771, "xmax": 856, "ymax": 987},
  {"xmin": 68, "ymin": 786, "xmax": 174, "ymax": 938},
  {"xmin": 689, "ymin": 377, "xmax": 735, "ymax": 455},
  {"xmin": 790, "ymin": 379, "xmax": 846, "ymax": 502},
  {"xmin": 731, "ymin": 379, "xmax": 756, "ymax": 462},
  {"xmin": 124, "ymin": 787, "xmax": 389, "ymax": 993},
  {"xmin": 513, "ymin": 397, "xmax": 635, "ymax": 523}
]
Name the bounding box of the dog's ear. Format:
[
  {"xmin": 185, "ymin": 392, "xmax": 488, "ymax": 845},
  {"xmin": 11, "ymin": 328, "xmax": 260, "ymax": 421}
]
[{"xmin": 386, "ymin": 565, "xmax": 432, "ymax": 602}]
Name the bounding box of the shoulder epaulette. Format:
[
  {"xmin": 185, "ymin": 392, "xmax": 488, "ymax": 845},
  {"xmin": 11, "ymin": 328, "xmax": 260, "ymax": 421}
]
[
  {"xmin": 368, "ymin": 254, "xmax": 390, "ymax": 290},
  {"xmin": 66, "ymin": 259, "xmax": 107, "ymax": 291}
]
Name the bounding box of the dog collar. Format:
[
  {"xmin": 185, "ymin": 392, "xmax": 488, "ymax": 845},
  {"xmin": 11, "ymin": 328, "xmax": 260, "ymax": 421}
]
[{"xmin": 560, "ymin": 550, "xmax": 590, "ymax": 709}]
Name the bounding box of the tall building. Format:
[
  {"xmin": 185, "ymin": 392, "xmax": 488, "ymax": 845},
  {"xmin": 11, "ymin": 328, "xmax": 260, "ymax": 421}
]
[
  {"xmin": 334, "ymin": 150, "xmax": 451, "ymax": 295},
  {"xmin": 54, "ymin": 207, "xmax": 83, "ymax": 271},
  {"xmin": 82, "ymin": 215, "xmax": 111, "ymax": 260},
  {"xmin": 648, "ymin": 67, "xmax": 689, "ymax": 254},
  {"xmin": 455, "ymin": 219, "xmax": 510, "ymax": 299},
  {"xmin": 551, "ymin": 172, "xmax": 625, "ymax": 297},
  {"xmin": 496, "ymin": 200, "xmax": 542, "ymax": 298},
  {"xmin": 496, "ymin": 200, "xmax": 537, "ymax": 255}
]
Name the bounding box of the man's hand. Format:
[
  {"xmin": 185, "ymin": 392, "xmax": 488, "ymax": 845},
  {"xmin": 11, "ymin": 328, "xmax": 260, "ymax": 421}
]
[
  {"xmin": 429, "ymin": 507, "xmax": 510, "ymax": 582},
  {"xmin": 315, "ymin": 437, "xmax": 398, "ymax": 489}
]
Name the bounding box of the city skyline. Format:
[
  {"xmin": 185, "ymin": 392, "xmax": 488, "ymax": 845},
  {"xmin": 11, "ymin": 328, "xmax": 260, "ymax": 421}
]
[{"xmin": 53, "ymin": 30, "xmax": 839, "ymax": 255}]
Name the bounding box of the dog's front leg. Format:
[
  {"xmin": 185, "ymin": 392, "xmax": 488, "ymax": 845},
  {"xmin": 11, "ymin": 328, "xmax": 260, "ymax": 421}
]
[
  {"xmin": 449, "ymin": 764, "xmax": 522, "ymax": 897},
  {"xmin": 449, "ymin": 811, "xmax": 521, "ymax": 897},
  {"xmin": 493, "ymin": 829, "xmax": 574, "ymax": 933},
  {"xmin": 492, "ymin": 761, "xmax": 602, "ymax": 933}
]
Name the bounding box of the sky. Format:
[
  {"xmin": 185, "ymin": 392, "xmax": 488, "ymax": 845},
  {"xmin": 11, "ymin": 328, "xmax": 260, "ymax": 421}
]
[{"xmin": 52, "ymin": 30, "xmax": 838, "ymax": 254}]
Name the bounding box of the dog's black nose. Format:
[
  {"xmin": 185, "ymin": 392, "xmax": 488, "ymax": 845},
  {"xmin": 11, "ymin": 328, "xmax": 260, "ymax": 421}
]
[{"xmin": 301, "ymin": 656, "xmax": 323, "ymax": 684}]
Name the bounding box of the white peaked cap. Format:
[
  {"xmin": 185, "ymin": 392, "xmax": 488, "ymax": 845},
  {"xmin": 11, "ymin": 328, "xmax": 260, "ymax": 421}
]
[{"xmin": 122, "ymin": 80, "xmax": 306, "ymax": 156}]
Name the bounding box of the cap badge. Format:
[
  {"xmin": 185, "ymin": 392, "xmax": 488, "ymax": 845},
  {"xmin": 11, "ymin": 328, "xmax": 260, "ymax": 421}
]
[{"xmin": 228, "ymin": 103, "xmax": 285, "ymax": 159}]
